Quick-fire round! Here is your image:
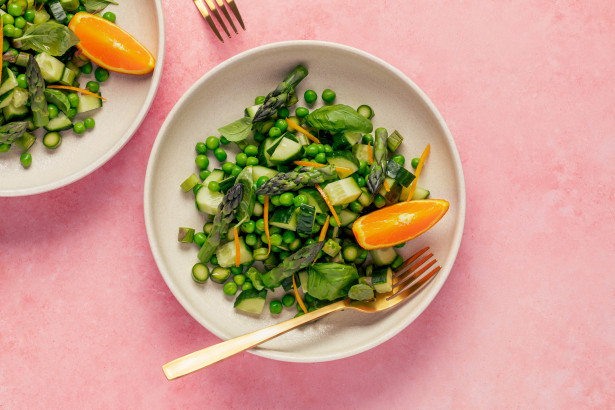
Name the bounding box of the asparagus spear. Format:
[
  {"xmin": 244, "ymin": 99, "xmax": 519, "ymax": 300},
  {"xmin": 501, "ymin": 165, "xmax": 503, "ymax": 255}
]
[
  {"xmin": 366, "ymin": 127, "xmax": 388, "ymax": 195},
  {"xmin": 252, "ymin": 65, "xmax": 309, "ymax": 123},
  {"xmin": 255, "ymin": 165, "xmax": 338, "ymax": 196},
  {"xmin": 0, "ymin": 121, "xmax": 29, "ymax": 145},
  {"xmin": 261, "ymin": 241, "xmax": 324, "ymax": 288},
  {"xmin": 197, "ymin": 184, "xmax": 244, "ymax": 263},
  {"xmin": 26, "ymin": 55, "xmax": 49, "ymax": 128}
]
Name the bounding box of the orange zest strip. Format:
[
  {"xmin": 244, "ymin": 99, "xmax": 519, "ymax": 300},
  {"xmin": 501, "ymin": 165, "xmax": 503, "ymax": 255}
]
[
  {"xmin": 383, "ymin": 179, "xmax": 391, "ymax": 192},
  {"xmin": 319, "ymin": 215, "xmax": 330, "ymax": 242},
  {"xmin": 293, "ymin": 275, "xmax": 308, "ymax": 314},
  {"xmin": 264, "ymin": 196, "xmax": 271, "ymax": 256},
  {"xmin": 406, "ymin": 144, "xmax": 430, "ymax": 201},
  {"xmin": 233, "ymin": 227, "xmax": 240, "ymax": 267},
  {"xmin": 286, "ymin": 118, "xmax": 320, "ymax": 144},
  {"xmin": 293, "ymin": 160, "xmax": 352, "ymax": 176},
  {"xmin": 367, "ymin": 141, "xmax": 373, "ymax": 164},
  {"xmin": 46, "ymin": 85, "xmax": 107, "ymax": 101},
  {"xmin": 315, "ymin": 184, "xmax": 341, "ymax": 226}
]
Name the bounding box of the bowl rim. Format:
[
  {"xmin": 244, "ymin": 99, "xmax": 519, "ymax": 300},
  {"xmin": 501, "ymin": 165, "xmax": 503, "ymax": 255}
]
[
  {"xmin": 144, "ymin": 40, "xmax": 466, "ymax": 362},
  {"xmin": 0, "ymin": 0, "xmax": 166, "ymax": 197}
]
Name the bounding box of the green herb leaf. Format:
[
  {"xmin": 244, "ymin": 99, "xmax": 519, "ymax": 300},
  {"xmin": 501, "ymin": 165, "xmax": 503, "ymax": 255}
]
[
  {"xmin": 44, "ymin": 89, "xmax": 71, "ymax": 115},
  {"xmin": 217, "ymin": 117, "xmax": 252, "ymax": 142},
  {"xmin": 307, "ymin": 263, "xmax": 359, "ymax": 301},
  {"xmin": 305, "ymin": 104, "xmax": 374, "ymax": 134},
  {"xmin": 14, "ymin": 22, "xmax": 80, "ymax": 56},
  {"xmin": 82, "ymin": 0, "xmax": 118, "ymax": 12}
]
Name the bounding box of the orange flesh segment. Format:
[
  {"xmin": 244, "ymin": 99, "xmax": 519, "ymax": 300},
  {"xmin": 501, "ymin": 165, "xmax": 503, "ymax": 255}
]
[
  {"xmin": 264, "ymin": 196, "xmax": 271, "ymax": 256},
  {"xmin": 68, "ymin": 12, "xmax": 155, "ymax": 75},
  {"xmin": 233, "ymin": 227, "xmax": 240, "ymax": 267},
  {"xmin": 315, "ymin": 184, "xmax": 341, "ymax": 226},
  {"xmin": 352, "ymin": 199, "xmax": 449, "ymax": 249},
  {"xmin": 286, "ymin": 118, "xmax": 320, "ymax": 144},
  {"xmin": 406, "ymin": 144, "xmax": 430, "ymax": 201},
  {"xmin": 293, "ymin": 275, "xmax": 308, "ymax": 314}
]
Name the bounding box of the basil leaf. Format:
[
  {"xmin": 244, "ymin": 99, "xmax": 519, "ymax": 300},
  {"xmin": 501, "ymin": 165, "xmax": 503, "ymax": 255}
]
[
  {"xmin": 82, "ymin": 0, "xmax": 118, "ymax": 12},
  {"xmin": 305, "ymin": 104, "xmax": 374, "ymax": 134},
  {"xmin": 217, "ymin": 117, "xmax": 252, "ymax": 142},
  {"xmin": 307, "ymin": 263, "xmax": 359, "ymax": 301},
  {"xmin": 14, "ymin": 22, "xmax": 80, "ymax": 56},
  {"xmin": 44, "ymin": 89, "xmax": 71, "ymax": 115}
]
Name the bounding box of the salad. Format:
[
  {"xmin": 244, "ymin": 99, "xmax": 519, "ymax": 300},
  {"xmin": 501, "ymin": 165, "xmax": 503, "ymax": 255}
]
[
  {"xmin": 0, "ymin": 0, "xmax": 154, "ymax": 168},
  {"xmin": 179, "ymin": 65, "xmax": 448, "ymax": 316}
]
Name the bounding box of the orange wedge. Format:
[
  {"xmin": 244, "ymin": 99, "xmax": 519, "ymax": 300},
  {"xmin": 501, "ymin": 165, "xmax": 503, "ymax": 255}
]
[
  {"xmin": 68, "ymin": 12, "xmax": 155, "ymax": 75},
  {"xmin": 352, "ymin": 199, "xmax": 449, "ymax": 249}
]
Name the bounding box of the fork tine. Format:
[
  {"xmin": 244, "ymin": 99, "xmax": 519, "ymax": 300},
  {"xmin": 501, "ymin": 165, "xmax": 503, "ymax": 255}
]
[
  {"xmin": 193, "ymin": 0, "xmax": 224, "ymax": 42},
  {"xmin": 393, "ymin": 246, "xmax": 429, "ymax": 275},
  {"xmin": 215, "ymin": 0, "xmax": 238, "ymax": 34},
  {"xmin": 203, "ymin": 0, "xmax": 231, "ymax": 38},
  {"xmin": 392, "ymin": 252, "xmax": 434, "ymax": 280},
  {"xmin": 387, "ymin": 263, "xmax": 441, "ymax": 301},
  {"xmin": 225, "ymin": 0, "xmax": 246, "ymax": 30}
]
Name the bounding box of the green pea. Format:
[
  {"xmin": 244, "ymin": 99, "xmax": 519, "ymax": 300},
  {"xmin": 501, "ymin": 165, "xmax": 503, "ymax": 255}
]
[
  {"xmin": 257, "ymin": 194, "xmax": 267, "ymax": 205},
  {"xmin": 253, "ymin": 131, "xmax": 266, "ymax": 143},
  {"xmin": 315, "ymin": 213, "xmax": 327, "ymax": 226},
  {"xmin": 269, "ymin": 226, "xmax": 282, "ymax": 235},
  {"xmin": 255, "ymin": 218, "xmax": 265, "ymax": 234},
  {"xmin": 394, "ymin": 242, "xmax": 406, "ymax": 248},
  {"xmin": 270, "ymin": 233, "xmax": 283, "ymax": 246},
  {"xmin": 324, "ymin": 144, "xmax": 333, "ymax": 153},
  {"xmin": 242, "ymin": 282, "xmax": 253, "ymax": 291},
  {"xmin": 282, "ymin": 230, "xmax": 296, "ymax": 244},
  {"xmin": 317, "ymin": 144, "xmax": 325, "ymax": 153},
  {"xmin": 67, "ymin": 93, "xmax": 80, "ymax": 108},
  {"xmin": 77, "ymin": 5, "xmax": 86, "ymax": 12},
  {"xmin": 246, "ymin": 157, "xmax": 259, "ymax": 166},
  {"xmin": 208, "ymin": 180, "xmax": 220, "ymax": 192},
  {"xmin": 293, "ymin": 194, "xmax": 307, "ymax": 207},
  {"xmin": 245, "ymin": 233, "xmax": 258, "ymax": 247},
  {"xmin": 269, "ymin": 300, "xmax": 283, "ymax": 314},
  {"xmin": 277, "ymin": 107, "xmax": 289, "ymax": 119},
  {"xmin": 231, "ymin": 164, "xmax": 243, "ymax": 177},
  {"xmin": 230, "ymin": 266, "xmax": 243, "ymax": 275},
  {"xmin": 314, "ymin": 152, "xmax": 327, "ymax": 164},
  {"xmin": 73, "ymin": 122, "xmax": 85, "ymax": 134},
  {"xmin": 81, "ymin": 62, "xmax": 93, "ymax": 75},
  {"xmin": 102, "ymin": 11, "xmax": 116, "ymax": 23},
  {"xmin": 4, "ymin": 25, "xmax": 15, "ymax": 38},
  {"xmin": 220, "ymin": 136, "xmax": 230, "ymax": 145},
  {"xmin": 214, "ymin": 147, "xmax": 227, "ymax": 161},
  {"xmin": 271, "ymin": 195, "xmax": 280, "ymax": 206},
  {"xmin": 235, "ymin": 152, "xmax": 248, "ymax": 167},
  {"xmin": 47, "ymin": 104, "xmax": 59, "ymax": 120},
  {"xmin": 193, "ymin": 232, "xmax": 207, "ymax": 246},
  {"xmin": 195, "ymin": 155, "xmax": 209, "ymax": 169},
  {"xmin": 256, "ymin": 176, "xmax": 269, "ymax": 188},
  {"xmin": 16, "ymin": 74, "xmax": 26, "ymax": 89},
  {"xmin": 304, "ymin": 89, "xmax": 317, "ymax": 104},
  {"xmin": 279, "ymin": 192, "xmax": 294, "ymax": 207},
  {"xmin": 0, "ymin": 143, "xmax": 10, "ymax": 152},
  {"xmin": 84, "ymin": 118, "xmax": 95, "ymax": 129},
  {"xmin": 221, "ymin": 162, "xmax": 234, "ymax": 174},
  {"xmin": 362, "ymin": 134, "xmax": 373, "ymax": 144},
  {"xmin": 20, "ymin": 152, "xmax": 31, "ymax": 168},
  {"xmin": 86, "ymin": 81, "xmax": 100, "ymax": 93},
  {"xmin": 12, "ymin": 27, "xmax": 22, "ymax": 38},
  {"xmin": 322, "ymin": 89, "xmax": 336, "ymax": 104},
  {"xmin": 254, "ymin": 95, "xmax": 265, "ymax": 104},
  {"xmin": 289, "ymin": 238, "xmax": 302, "ymax": 251},
  {"xmin": 95, "ymin": 67, "xmax": 109, "ymax": 82},
  {"xmin": 411, "ymin": 157, "xmax": 420, "ymax": 169},
  {"xmin": 349, "ymin": 201, "xmax": 363, "ymax": 213},
  {"xmin": 242, "ymin": 220, "xmax": 256, "ymax": 234},
  {"xmin": 274, "ymin": 118, "xmax": 288, "ymax": 132},
  {"xmin": 23, "ymin": 9, "xmax": 35, "ymax": 23},
  {"xmin": 2, "ymin": 38, "xmax": 9, "ymax": 53},
  {"xmin": 233, "ymin": 274, "xmax": 246, "ymax": 286},
  {"xmin": 391, "ymin": 154, "xmax": 405, "ymax": 166},
  {"xmin": 2, "ymin": 14, "xmax": 14, "ymax": 25},
  {"xmin": 260, "ymin": 232, "xmax": 269, "ymax": 244},
  {"xmin": 14, "ymin": 16, "xmax": 25, "ymax": 29},
  {"xmin": 223, "ymin": 282, "xmax": 238, "ymax": 296},
  {"xmin": 244, "ymin": 144, "xmax": 258, "ymax": 157},
  {"xmin": 206, "ymin": 136, "xmax": 219, "ymax": 150},
  {"xmin": 295, "ymin": 107, "xmax": 309, "ymax": 118},
  {"xmin": 268, "ymin": 126, "xmax": 281, "ymax": 138},
  {"xmin": 195, "ymin": 142, "xmax": 207, "ymax": 154},
  {"xmin": 7, "ymin": 4, "xmax": 22, "ymax": 17},
  {"xmin": 304, "ymin": 293, "xmax": 316, "ymax": 303},
  {"xmin": 282, "ymin": 294, "xmax": 295, "ymax": 307},
  {"xmin": 67, "ymin": 108, "xmax": 78, "ymax": 119},
  {"xmin": 199, "ymin": 169, "xmax": 211, "ymax": 181},
  {"xmin": 355, "ymin": 175, "xmax": 366, "ymax": 187},
  {"xmin": 210, "ymin": 255, "xmax": 219, "ymax": 266},
  {"xmin": 305, "ymin": 144, "xmax": 319, "ymax": 157}
]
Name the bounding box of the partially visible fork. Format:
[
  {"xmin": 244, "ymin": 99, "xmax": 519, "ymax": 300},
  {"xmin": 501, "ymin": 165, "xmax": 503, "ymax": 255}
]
[
  {"xmin": 162, "ymin": 247, "xmax": 441, "ymax": 380},
  {"xmin": 193, "ymin": 0, "xmax": 245, "ymax": 42}
]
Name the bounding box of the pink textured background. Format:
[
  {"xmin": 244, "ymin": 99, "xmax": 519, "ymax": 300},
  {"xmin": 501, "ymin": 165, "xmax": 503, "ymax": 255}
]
[{"xmin": 2, "ymin": 0, "xmax": 615, "ymax": 408}]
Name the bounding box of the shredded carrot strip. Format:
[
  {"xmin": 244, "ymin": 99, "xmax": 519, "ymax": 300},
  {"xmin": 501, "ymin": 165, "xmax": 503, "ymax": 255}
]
[
  {"xmin": 406, "ymin": 144, "xmax": 430, "ymax": 201},
  {"xmin": 286, "ymin": 118, "xmax": 320, "ymax": 144},
  {"xmin": 383, "ymin": 179, "xmax": 391, "ymax": 192},
  {"xmin": 264, "ymin": 196, "xmax": 271, "ymax": 256},
  {"xmin": 233, "ymin": 227, "xmax": 240, "ymax": 267},
  {"xmin": 367, "ymin": 141, "xmax": 373, "ymax": 164},
  {"xmin": 319, "ymin": 215, "xmax": 330, "ymax": 242},
  {"xmin": 294, "ymin": 160, "xmax": 325, "ymax": 168},
  {"xmin": 47, "ymin": 85, "xmax": 108, "ymax": 101},
  {"xmin": 315, "ymin": 184, "xmax": 341, "ymax": 226},
  {"xmin": 293, "ymin": 275, "xmax": 308, "ymax": 314}
]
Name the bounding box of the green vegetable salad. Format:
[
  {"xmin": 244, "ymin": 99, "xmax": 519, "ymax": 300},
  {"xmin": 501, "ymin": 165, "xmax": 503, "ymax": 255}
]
[
  {"xmin": 179, "ymin": 65, "xmax": 431, "ymax": 316},
  {"xmin": 0, "ymin": 0, "xmax": 119, "ymax": 168}
]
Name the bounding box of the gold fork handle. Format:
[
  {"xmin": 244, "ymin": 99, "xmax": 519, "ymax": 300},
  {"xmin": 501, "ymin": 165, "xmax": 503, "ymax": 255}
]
[{"xmin": 162, "ymin": 299, "xmax": 347, "ymax": 379}]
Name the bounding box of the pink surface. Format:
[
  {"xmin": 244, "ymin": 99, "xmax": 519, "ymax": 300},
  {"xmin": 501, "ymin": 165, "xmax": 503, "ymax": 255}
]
[{"xmin": 2, "ymin": 0, "xmax": 615, "ymax": 408}]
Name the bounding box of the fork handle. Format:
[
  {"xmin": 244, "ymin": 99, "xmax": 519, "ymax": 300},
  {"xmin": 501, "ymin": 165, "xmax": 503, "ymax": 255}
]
[{"xmin": 162, "ymin": 300, "xmax": 347, "ymax": 379}]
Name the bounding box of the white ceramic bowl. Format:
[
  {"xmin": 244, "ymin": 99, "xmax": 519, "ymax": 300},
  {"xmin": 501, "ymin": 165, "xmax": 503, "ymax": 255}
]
[
  {"xmin": 0, "ymin": 0, "xmax": 164, "ymax": 196},
  {"xmin": 145, "ymin": 41, "xmax": 465, "ymax": 363}
]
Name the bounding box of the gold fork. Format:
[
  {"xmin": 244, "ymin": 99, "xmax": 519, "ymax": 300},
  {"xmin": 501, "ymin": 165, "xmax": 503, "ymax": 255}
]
[
  {"xmin": 162, "ymin": 247, "xmax": 440, "ymax": 380},
  {"xmin": 193, "ymin": 0, "xmax": 245, "ymax": 42}
]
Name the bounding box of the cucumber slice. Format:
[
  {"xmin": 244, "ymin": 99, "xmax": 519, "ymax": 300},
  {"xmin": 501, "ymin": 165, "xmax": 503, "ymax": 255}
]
[
  {"xmin": 352, "ymin": 144, "xmax": 371, "ymax": 163},
  {"xmin": 323, "ymin": 177, "xmax": 362, "ymax": 206},
  {"xmin": 357, "ymin": 188, "xmax": 374, "ymax": 207},
  {"xmin": 34, "ymin": 52, "xmax": 66, "ymax": 83},
  {"xmin": 203, "ymin": 169, "xmax": 224, "ymax": 185},
  {"xmin": 195, "ymin": 184, "xmax": 223, "ymax": 215},
  {"xmin": 215, "ymin": 237, "xmax": 254, "ymax": 267},
  {"xmin": 0, "ymin": 90, "xmax": 14, "ymax": 110},
  {"xmin": 372, "ymin": 267, "xmax": 393, "ymax": 293},
  {"xmin": 244, "ymin": 104, "xmax": 261, "ymax": 119},
  {"xmin": 298, "ymin": 188, "xmax": 327, "ymax": 214},
  {"xmin": 257, "ymin": 137, "xmax": 278, "ymax": 167},
  {"xmin": 250, "ymin": 165, "xmax": 278, "ymax": 182},
  {"xmin": 44, "ymin": 112, "xmax": 72, "ymax": 132},
  {"xmin": 265, "ymin": 135, "xmax": 284, "ymax": 156},
  {"xmin": 386, "ymin": 160, "xmax": 415, "ymax": 187},
  {"xmin": 234, "ymin": 289, "xmax": 268, "ymax": 314},
  {"xmin": 33, "ymin": 8, "xmax": 51, "ymax": 24},
  {"xmin": 58, "ymin": 66, "xmax": 76, "ymax": 86},
  {"xmin": 297, "ymin": 203, "xmax": 316, "ymax": 237},
  {"xmin": 3, "ymin": 102, "xmax": 29, "ymax": 121},
  {"xmin": 338, "ymin": 209, "xmax": 358, "ymax": 227},
  {"xmin": 332, "ymin": 131, "xmax": 362, "ymax": 150},
  {"xmin": 270, "ymin": 207, "xmax": 299, "ymax": 231},
  {"xmin": 371, "ymin": 247, "xmax": 397, "ymax": 267},
  {"xmin": 378, "ymin": 176, "xmax": 402, "ymax": 203},
  {"xmin": 0, "ymin": 68, "xmax": 18, "ymax": 96},
  {"xmin": 76, "ymin": 94, "xmax": 102, "ymax": 114},
  {"xmin": 10, "ymin": 87, "xmax": 28, "ymax": 108},
  {"xmin": 348, "ymin": 283, "xmax": 375, "ymax": 300},
  {"xmin": 270, "ymin": 137, "xmax": 303, "ymax": 164},
  {"xmin": 412, "ymin": 186, "xmax": 430, "ymax": 200},
  {"xmin": 42, "ymin": 131, "xmax": 62, "ymax": 149},
  {"xmin": 322, "ymin": 238, "xmax": 341, "ymax": 257},
  {"xmin": 326, "ymin": 150, "xmax": 359, "ymax": 178}
]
